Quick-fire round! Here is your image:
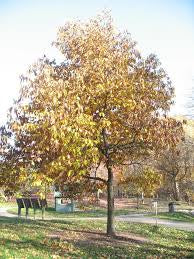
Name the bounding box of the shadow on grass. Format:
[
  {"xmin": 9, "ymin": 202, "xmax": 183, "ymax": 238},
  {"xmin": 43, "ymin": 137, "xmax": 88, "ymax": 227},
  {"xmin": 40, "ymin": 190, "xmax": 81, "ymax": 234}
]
[
  {"xmin": 73, "ymin": 241, "xmax": 193, "ymax": 258},
  {"xmin": 0, "ymin": 216, "xmax": 76, "ymax": 233},
  {"xmin": 57, "ymin": 228, "xmax": 150, "ymax": 244},
  {"xmin": 0, "ymin": 215, "xmax": 193, "ymax": 258},
  {"xmin": 0, "ymin": 237, "xmax": 51, "ymax": 253},
  {"xmin": 48, "ymin": 228, "xmax": 193, "ymax": 258}
]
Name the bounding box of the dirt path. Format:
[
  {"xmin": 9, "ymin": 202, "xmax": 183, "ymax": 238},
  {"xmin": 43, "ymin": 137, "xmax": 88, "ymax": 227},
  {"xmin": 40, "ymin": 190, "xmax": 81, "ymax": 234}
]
[{"xmin": 0, "ymin": 207, "xmax": 193, "ymax": 232}]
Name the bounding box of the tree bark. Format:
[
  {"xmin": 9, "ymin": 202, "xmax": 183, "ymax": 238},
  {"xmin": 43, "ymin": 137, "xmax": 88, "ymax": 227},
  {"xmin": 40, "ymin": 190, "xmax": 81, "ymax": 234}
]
[
  {"xmin": 173, "ymin": 179, "xmax": 180, "ymax": 201},
  {"xmin": 101, "ymin": 128, "xmax": 115, "ymax": 236},
  {"xmin": 107, "ymin": 166, "xmax": 115, "ymax": 236},
  {"xmin": 136, "ymin": 193, "xmax": 139, "ymax": 209},
  {"xmin": 141, "ymin": 192, "xmax": 144, "ymax": 204}
]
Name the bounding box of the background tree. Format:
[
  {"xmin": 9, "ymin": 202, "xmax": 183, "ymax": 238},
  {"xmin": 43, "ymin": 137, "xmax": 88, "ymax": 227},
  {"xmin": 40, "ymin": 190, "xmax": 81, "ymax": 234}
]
[
  {"xmin": 0, "ymin": 126, "xmax": 20, "ymax": 194},
  {"xmin": 157, "ymin": 138, "xmax": 194, "ymax": 201},
  {"xmin": 185, "ymin": 80, "xmax": 194, "ymax": 119},
  {"xmin": 120, "ymin": 166, "xmax": 162, "ymax": 207},
  {"xmin": 5, "ymin": 13, "xmax": 183, "ymax": 236}
]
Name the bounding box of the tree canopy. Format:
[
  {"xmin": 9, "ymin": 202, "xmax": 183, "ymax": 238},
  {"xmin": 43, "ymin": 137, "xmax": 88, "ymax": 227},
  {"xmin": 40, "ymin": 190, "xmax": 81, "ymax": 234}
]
[{"xmin": 1, "ymin": 12, "xmax": 183, "ymax": 235}]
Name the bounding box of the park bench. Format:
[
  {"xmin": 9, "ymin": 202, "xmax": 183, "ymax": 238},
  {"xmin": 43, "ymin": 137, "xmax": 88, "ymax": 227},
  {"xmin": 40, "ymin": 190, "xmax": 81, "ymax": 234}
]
[
  {"xmin": 31, "ymin": 198, "xmax": 47, "ymax": 220},
  {"xmin": 16, "ymin": 198, "xmax": 25, "ymax": 218},
  {"xmin": 23, "ymin": 198, "xmax": 33, "ymax": 219},
  {"xmin": 16, "ymin": 198, "xmax": 47, "ymax": 220}
]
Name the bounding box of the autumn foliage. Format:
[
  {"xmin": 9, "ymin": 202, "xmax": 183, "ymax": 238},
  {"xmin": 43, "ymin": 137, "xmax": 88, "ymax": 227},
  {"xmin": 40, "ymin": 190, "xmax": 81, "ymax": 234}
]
[{"xmin": 0, "ymin": 12, "xmax": 183, "ymax": 235}]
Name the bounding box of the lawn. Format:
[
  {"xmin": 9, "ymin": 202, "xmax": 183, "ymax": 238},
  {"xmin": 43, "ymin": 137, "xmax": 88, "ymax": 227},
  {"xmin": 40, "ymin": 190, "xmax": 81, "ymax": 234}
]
[
  {"xmin": 7, "ymin": 206, "xmax": 147, "ymax": 219},
  {"xmin": 152, "ymin": 212, "xmax": 194, "ymax": 223},
  {"xmin": 7, "ymin": 206, "xmax": 194, "ymax": 225},
  {"xmin": 0, "ymin": 201, "xmax": 17, "ymax": 208},
  {"xmin": 0, "ymin": 216, "xmax": 193, "ymax": 258}
]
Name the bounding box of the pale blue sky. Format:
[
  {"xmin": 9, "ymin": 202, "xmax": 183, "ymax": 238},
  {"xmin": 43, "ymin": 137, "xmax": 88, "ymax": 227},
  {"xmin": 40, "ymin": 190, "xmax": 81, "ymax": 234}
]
[{"xmin": 0, "ymin": 0, "xmax": 193, "ymax": 124}]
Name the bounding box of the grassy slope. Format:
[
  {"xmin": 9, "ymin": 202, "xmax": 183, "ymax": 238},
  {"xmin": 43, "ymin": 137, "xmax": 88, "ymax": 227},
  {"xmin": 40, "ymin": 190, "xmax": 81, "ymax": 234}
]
[
  {"xmin": 0, "ymin": 216, "xmax": 193, "ymax": 258},
  {"xmin": 153, "ymin": 212, "xmax": 194, "ymax": 223}
]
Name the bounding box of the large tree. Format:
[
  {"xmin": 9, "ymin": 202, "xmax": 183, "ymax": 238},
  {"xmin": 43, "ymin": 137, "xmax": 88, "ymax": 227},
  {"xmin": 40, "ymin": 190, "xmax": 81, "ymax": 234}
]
[{"xmin": 5, "ymin": 13, "xmax": 183, "ymax": 236}]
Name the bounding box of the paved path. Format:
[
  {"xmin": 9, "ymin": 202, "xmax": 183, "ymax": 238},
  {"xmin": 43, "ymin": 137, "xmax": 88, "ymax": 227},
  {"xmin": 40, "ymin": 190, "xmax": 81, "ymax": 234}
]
[
  {"xmin": 116, "ymin": 214, "xmax": 194, "ymax": 232},
  {"xmin": 0, "ymin": 207, "xmax": 16, "ymax": 218},
  {"xmin": 0, "ymin": 207, "xmax": 193, "ymax": 232}
]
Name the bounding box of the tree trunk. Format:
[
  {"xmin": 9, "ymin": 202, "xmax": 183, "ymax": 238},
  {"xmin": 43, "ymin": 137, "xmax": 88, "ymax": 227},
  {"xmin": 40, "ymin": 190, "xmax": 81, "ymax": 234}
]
[
  {"xmin": 173, "ymin": 179, "xmax": 180, "ymax": 201},
  {"xmin": 44, "ymin": 183, "xmax": 47, "ymax": 200},
  {"xmin": 141, "ymin": 192, "xmax": 144, "ymax": 204},
  {"xmin": 107, "ymin": 167, "xmax": 115, "ymax": 236},
  {"xmin": 136, "ymin": 194, "xmax": 139, "ymax": 209}
]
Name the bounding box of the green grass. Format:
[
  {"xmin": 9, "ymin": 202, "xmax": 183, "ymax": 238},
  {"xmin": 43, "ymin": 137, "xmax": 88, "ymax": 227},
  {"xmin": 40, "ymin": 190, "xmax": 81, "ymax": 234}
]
[
  {"xmin": 152, "ymin": 212, "xmax": 194, "ymax": 223},
  {"xmin": 7, "ymin": 206, "xmax": 146, "ymax": 219},
  {"xmin": 175, "ymin": 202, "xmax": 194, "ymax": 210},
  {"xmin": 0, "ymin": 201, "xmax": 17, "ymax": 208},
  {"xmin": 0, "ymin": 216, "xmax": 193, "ymax": 258},
  {"xmin": 7, "ymin": 206, "xmax": 194, "ymax": 224}
]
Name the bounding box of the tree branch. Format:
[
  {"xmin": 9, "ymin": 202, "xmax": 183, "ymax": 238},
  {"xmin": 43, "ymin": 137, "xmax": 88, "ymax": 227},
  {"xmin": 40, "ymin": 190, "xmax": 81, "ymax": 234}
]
[
  {"xmin": 83, "ymin": 175, "xmax": 107, "ymax": 184},
  {"xmin": 121, "ymin": 161, "xmax": 142, "ymax": 166}
]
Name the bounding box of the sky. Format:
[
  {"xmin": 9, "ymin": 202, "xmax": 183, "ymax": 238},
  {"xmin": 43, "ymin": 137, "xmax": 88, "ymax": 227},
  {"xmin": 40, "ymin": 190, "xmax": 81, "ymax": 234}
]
[{"xmin": 0, "ymin": 0, "xmax": 193, "ymax": 125}]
